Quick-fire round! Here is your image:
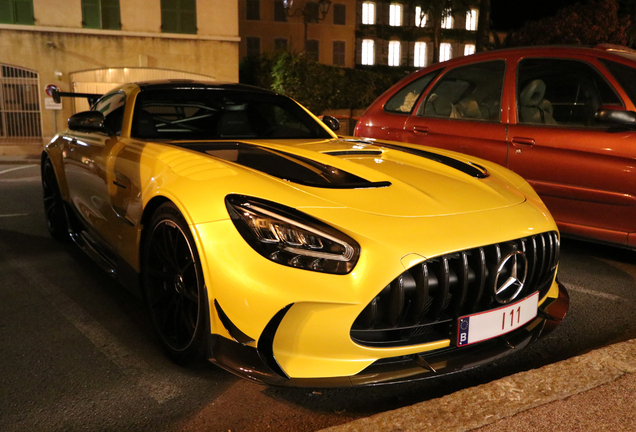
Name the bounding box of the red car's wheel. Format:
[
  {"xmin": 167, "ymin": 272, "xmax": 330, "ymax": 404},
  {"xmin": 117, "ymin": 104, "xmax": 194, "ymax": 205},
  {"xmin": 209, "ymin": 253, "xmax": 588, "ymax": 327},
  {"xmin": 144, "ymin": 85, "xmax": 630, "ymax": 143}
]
[{"xmin": 142, "ymin": 203, "xmax": 208, "ymax": 364}]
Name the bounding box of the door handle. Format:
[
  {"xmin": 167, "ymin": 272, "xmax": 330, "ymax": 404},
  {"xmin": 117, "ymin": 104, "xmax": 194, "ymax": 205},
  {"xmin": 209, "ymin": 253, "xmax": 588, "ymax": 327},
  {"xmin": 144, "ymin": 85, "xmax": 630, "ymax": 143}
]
[
  {"xmin": 511, "ymin": 137, "xmax": 535, "ymax": 147},
  {"xmin": 412, "ymin": 126, "xmax": 429, "ymax": 135}
]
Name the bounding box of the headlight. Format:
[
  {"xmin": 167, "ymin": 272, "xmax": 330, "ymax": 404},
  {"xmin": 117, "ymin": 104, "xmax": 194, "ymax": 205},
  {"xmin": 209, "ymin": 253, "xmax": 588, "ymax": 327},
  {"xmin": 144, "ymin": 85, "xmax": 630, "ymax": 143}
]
[{"xmin": 226, "ymin": 195, "xmax": 360, "ymax": 274}]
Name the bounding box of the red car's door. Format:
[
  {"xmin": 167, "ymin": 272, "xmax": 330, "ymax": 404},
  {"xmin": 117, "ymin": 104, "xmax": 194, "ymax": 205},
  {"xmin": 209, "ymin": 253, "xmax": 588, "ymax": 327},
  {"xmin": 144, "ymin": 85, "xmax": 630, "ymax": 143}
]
[
  {"xmin": 507, "ymin": 56, "xmax": 636, "ymax": 246},
  {"xmin": 403, "ymin": 59, "xmax": 509, "ymax": 167}
]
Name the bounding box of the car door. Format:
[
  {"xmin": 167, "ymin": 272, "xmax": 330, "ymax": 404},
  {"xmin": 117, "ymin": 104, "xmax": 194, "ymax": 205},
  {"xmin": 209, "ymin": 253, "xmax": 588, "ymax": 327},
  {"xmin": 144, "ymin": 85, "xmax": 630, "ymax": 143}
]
[
  {"xmin": 63, "ymin": 91, "xmax": 127, "ymax": 249},
  {"xmin": 507, "ymin": 56, "xmax": 636, "ymax": 245},
  {"xmin": 403, "ymin": 59, "xmax": 509, "ymax": 167}
]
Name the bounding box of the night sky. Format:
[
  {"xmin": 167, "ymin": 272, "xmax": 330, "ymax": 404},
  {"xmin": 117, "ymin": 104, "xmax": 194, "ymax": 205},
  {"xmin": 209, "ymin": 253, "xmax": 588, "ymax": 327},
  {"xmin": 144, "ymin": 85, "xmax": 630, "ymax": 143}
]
[{"xmin": 490, "ymin": 0, "xmax": 582, "ymax": 31}]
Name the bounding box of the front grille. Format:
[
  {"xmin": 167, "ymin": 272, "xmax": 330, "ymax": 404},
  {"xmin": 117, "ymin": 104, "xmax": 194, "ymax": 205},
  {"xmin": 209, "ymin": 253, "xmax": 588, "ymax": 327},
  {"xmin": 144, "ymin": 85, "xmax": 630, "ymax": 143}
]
[{"xmin": 351, "ymin": 231, "xmax": 559, "ymax": 347}]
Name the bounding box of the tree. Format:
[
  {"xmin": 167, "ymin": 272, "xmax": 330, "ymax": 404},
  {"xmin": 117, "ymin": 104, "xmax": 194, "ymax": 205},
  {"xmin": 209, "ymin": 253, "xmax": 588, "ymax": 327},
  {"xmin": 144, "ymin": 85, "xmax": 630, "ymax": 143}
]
[
  {"xmin": 474, "ymin": 0, "xmax": 490, "ymax": 52},
  {"xmin": 510, "ymin": 0, "xmax": 630, "ymax": 47}
]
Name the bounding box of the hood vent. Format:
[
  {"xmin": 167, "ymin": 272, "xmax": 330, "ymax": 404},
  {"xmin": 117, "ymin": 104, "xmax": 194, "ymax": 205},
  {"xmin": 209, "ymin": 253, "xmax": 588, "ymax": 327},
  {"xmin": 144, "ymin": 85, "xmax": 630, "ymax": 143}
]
[
  {"xmin": 180, "ymin": 142, "xmax": 391, "ymax": 189},
  {"xmin": 376, "ymin": 142, "xmax": 489, "ymax": 179}
]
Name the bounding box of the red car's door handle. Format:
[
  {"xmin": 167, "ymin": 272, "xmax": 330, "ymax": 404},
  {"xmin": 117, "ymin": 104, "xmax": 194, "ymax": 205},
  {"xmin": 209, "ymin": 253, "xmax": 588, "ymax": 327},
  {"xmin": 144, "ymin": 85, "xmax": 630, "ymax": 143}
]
[
  {"xmin": 511, "ymin": 137, "xmax": 535, "ymax": 147},
  {"xmin": 412, "ymin": 126, "xmax": 429, "ymax": 135}
]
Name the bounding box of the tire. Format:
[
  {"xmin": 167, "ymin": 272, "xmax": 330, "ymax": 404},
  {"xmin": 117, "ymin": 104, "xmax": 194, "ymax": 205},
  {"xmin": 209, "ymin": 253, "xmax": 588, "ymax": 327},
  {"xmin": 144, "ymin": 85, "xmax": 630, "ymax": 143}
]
[
  {"xmin": 41, "ymin": 158, "xmax": 70, "ymax": 241},
  {"xmin": 142, "ymin": 202, "xmax": 208, "ymax": 365}
]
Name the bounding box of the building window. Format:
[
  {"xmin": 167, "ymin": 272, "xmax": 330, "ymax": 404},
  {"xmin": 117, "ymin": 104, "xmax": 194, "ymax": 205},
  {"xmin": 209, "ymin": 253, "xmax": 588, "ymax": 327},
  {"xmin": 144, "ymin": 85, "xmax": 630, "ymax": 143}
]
[
  {"xmin": 0, "ymin": 0, "xmax": 34, "ymax": 24},
  {"xmin": 464, "ymin": 44, "xmax": 475, "ymax": 56},
  {"xmin": 274, "ymin": 1, "xmax": 287, "ymax": 21},
  {"xmin": 82, "ymin": 0, "xmax": 121, "ymax": 30},
  {"xmin": 389, "ymin": 3, "xmax": 402, "ymax": 26},
  {"xmin": 361, "ymin": 39, "xmax": 374, "ymax": 65},
  {"xmin": 388, "ymin": 41, "xmax": 401, "ymax": 66},
  {"xmin": 306, "ymin": 2, "xmax": 320, "ymax": 23},
  {"xmin": 306, "ymin": 39, "xmax": 319, "ymax": 61},
  {"xmin": 414, "ymin": 41, "xmax": 427, "ymax": 67},
  {"xmin": 441, "ymin": 9, "xmax": 453, "ymax": 29},
  {"xmin": 161, "ymin": 0, "xmax": 197, "ymax": 34},
  {"xmin": 333, "ymin": 41, "xmax": 345, "ymax": 66},
  {"xmin": 361, "ymin": 2, "xmax": 375, "ymax": 25},
  {"xmin": 246, "ymin": 0, "xmax": 260, "ymax": 20},
  {"xmin": 466, "ymin": 9, "xmax": 477, "ymax": 31},
  {"xmin": 333, "ymin": 3, "xmax": 346, "ymax": 25},
  {"xmin": 246, "ymin": 37, "xmax": 261, "ymax": 57},
  {"xmin": 274, "ymin": 38, "xmax": 288, "ymax": 51},
  {"xmin": 415, "ymin": 6, "xmax": 427, "ymax": 27},
  {"xmin": 440, "ymin": 42, "xmax": 452, "ymax": 62}
]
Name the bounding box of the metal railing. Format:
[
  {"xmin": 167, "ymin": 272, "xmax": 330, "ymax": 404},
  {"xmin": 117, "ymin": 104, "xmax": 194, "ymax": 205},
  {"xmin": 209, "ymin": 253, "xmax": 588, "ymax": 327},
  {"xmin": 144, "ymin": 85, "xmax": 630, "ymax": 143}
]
[{"xmin": 0, "ymin": 65, "xmax": 42, "ymax": 137}]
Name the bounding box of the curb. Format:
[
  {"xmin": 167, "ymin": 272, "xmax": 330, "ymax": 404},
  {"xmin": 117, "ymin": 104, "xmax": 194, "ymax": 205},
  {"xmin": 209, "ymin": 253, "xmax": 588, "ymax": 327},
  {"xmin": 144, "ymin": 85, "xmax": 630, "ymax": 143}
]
[{"xmin": 319, "ymin": 339, "xmax": 636, "ymax": 432}]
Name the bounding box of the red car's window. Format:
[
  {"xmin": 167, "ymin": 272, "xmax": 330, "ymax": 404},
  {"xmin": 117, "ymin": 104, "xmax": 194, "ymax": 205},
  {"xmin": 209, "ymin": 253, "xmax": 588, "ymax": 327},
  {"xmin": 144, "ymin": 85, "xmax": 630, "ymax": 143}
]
[
  {"xmin": 598, "ymin": 58, "xmax": 636, "ymax": 107},
  {"xmin": 517, "ymin": 58, "xmax": 622, "ymax": 127},
  {"xmin": 417, "ymin": 60, "xmax": 505, "ymax": 122},
  {"xmin": 384, "ymin": 70, "xmax": 440, "ymax": 114}
]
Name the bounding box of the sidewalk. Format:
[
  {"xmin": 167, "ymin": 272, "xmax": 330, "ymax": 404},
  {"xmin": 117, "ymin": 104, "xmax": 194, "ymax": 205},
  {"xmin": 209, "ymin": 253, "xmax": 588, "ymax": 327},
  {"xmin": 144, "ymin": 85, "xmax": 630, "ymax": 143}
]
[{"xmin": 320, "ymin": 339, "xmax": 636, "ymax": 432}]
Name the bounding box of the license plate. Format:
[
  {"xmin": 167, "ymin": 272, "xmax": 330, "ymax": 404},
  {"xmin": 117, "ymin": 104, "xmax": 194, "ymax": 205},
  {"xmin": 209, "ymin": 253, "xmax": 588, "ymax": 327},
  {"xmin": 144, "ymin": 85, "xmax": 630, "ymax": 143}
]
[{"xmin": 457, "ymin": 292, "xmax": 539, "ymax": 347}]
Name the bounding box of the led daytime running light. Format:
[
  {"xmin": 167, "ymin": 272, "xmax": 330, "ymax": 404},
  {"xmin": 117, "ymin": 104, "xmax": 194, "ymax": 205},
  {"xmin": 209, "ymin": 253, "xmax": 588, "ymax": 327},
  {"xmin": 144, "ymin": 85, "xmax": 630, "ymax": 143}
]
[
  {"xmin": 244, "ymin": 204, "xmax": 355, "ymax": 262},
  {"xmin": 226, "ymin": 195, "xmax": 360, "ymax": 275}
]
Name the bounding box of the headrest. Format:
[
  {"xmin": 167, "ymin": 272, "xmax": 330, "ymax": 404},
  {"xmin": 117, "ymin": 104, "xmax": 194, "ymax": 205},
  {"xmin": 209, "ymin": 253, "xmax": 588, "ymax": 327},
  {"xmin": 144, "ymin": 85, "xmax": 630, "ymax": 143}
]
[
  {"xmin": 519, "ymin": 79, "xmax": 546, "ymax": 108},
  {"xmin": 428, "ymin": 93, "xmax": 453, "ymax": 117},
  {"xmin": 456, "ymin": 98, "xmax": 482, "ymax": 119}
]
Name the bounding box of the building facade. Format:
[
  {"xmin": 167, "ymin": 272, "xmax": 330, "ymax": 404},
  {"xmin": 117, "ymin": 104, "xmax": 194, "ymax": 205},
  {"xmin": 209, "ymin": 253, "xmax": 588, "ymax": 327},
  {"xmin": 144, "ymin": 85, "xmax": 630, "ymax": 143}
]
[
  {"xmin": 0, "ymin": 0, "xmax": 239, "ymax": 151},
  {"xmin": 238, "ymin": 1, "xmax": 478, "ymax": 70},
  {"xmin": 239, "ymin": 0, "xmax": 357, "ymax": 68},
  {"xmin": 356, "ymin": 1, "xmax": 479, "ymax": 68}
]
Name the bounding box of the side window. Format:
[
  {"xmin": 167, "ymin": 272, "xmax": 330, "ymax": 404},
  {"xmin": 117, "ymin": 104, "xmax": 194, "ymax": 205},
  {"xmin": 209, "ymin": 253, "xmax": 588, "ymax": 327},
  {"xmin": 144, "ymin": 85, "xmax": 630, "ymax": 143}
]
[
  {"xmin": 598, "ymin": 58, "xmax": 636, "ymax": 107},
  {"xmin": 517, "ymin": 58, "xmax": 622, "ymax": 127},
  {"xmin": 93, "ymin": 91, "xmax": 126, "ymax": 135},
  {"xmin": 384, "ymin": 70, "xmax": 440, "ymax": 114},
  {"xmin": 419, "ymin": 60, "xmax": 505, "ymax": 121}
]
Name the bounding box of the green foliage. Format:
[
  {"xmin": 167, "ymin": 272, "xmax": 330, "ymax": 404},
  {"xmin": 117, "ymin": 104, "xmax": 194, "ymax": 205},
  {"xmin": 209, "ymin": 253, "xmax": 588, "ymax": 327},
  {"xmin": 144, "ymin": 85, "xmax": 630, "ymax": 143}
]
[
  {"xmin": 241, "ymin": 53, "xmax": 405, "ymax": 114},
  {"xmin": 238, "ymin": 52, "xmax": 280, "ymax": 90},
  {"xmin": 510, "ymin": 0, "xmax": 630, "ymax": 46}
]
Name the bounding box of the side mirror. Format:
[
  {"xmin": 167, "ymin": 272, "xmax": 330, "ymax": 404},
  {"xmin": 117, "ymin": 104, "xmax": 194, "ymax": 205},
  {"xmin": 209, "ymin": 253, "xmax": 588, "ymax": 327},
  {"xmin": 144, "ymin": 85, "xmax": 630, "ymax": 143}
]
[
  {"xmin": 68, "ymin": 111, "xmax": 113, "ymax": 135},
  {"xmin": 595, "ymin": 106, "xmax": 636, "ymax": 125},
  {"xmin": 320, "ymin": 115, "xmax": 340, "ymax": 132}
]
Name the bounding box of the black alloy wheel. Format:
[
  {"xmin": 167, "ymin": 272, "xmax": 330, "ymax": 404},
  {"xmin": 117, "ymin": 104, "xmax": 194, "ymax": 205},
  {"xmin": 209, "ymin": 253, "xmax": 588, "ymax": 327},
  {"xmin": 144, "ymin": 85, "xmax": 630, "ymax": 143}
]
[
  {"xmin": 143, "ymin": 203, "xmax": 208, "ymax": 364},
  {"xmin": 41, "ymin": 158, "xmax": 70, "ymax": 241}
]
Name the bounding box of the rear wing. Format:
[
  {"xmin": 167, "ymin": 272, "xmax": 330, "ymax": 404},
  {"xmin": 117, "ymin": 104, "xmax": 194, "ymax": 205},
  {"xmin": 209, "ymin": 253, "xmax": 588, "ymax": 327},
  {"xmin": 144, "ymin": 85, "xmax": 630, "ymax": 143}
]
[{"xmin": 47, "ymin": 85, "xmax": 102, "ymax": 107}]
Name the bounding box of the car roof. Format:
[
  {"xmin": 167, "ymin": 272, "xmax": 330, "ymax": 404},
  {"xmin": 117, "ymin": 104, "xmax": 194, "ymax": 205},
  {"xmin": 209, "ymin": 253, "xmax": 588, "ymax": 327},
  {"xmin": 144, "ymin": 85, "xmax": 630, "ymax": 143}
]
[
  {"xmin": 134, "ymin": 80, "xmax": 276, "ymax": 95},
  {"xmin": 432, "ymin": 44, "xmax": 636, "ymax": 68}
]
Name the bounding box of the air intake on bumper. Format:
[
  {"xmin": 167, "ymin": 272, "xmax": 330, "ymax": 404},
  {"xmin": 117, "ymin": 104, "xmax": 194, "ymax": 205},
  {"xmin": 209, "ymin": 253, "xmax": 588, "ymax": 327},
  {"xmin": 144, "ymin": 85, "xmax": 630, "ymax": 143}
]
[{"xmin": 351, "ymin": 231, "xmax": 559, "ymax": 347}]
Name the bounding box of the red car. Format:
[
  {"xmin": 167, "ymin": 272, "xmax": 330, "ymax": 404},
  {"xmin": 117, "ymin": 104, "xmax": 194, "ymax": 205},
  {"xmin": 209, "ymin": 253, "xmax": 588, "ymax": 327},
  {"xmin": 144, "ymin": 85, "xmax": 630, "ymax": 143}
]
[{"xmin": 355, "ymin": 45, "xmax": 636, "ymax": 249}]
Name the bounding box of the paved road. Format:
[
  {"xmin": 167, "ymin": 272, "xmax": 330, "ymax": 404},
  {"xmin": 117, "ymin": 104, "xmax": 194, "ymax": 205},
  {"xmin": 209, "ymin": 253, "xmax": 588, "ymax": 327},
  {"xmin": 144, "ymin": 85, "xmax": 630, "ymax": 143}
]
[{"xmin": 2, "ymin": 162, "xmax": 635, "ymax": 432}]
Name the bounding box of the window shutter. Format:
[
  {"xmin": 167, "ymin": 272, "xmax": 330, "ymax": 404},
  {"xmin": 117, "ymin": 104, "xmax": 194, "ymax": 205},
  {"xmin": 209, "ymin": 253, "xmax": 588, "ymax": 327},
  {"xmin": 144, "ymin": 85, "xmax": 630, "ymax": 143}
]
[
  {"xmin": 12, "ymin": 0, "xmax": 35, "ymax": 24},
  {"xmin": 180, "ymin": 0, "xmax": 197, "ymax": 34},
  {"xmin": 82, "ymin": 0, "xmax": 101, "ymax": 28},
  {"xmin": 101, "ymin": 0, "xmax": 121, "ymax": 30}
]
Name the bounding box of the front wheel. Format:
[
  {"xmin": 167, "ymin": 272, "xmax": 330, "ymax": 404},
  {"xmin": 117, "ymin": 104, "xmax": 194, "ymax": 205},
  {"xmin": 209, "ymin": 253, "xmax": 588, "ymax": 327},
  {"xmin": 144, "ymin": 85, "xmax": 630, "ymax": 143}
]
[
  {"xmin": 142, "ymin": 203, "xmax": 208, "ymax": 364},
  {"xmin": 41, "ymin": 157, "xmax": 69, "ymax": 241}
]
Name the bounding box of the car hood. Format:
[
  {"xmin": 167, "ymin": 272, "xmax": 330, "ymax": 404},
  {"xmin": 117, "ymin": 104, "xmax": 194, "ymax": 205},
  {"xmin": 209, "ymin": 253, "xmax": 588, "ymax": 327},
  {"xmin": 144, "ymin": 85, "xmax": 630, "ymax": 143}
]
[{"xmin": 177, "ymin": 138, "xmax": 526, "ymax": 218}]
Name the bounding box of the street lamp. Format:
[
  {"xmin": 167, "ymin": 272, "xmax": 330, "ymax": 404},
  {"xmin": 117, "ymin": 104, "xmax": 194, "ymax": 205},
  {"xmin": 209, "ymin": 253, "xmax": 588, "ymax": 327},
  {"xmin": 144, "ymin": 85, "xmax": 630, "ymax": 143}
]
[{"xmin": 283, "ymin": 0, "xmax": 332, "ymax": 53}]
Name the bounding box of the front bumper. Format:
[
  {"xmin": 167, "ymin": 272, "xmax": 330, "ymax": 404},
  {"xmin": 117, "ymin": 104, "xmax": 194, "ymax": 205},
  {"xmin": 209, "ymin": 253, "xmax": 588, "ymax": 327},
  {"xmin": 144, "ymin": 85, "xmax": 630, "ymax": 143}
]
[{"xmin": 207, "ymin": 281, "xmax": 569, "ymax": 387}]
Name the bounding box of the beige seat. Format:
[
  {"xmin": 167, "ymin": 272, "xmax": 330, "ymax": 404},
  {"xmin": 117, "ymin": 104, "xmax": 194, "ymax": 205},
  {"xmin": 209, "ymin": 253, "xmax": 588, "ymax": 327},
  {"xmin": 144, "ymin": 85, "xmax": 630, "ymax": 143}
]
[{"xmin": 518, "ymin": 79, "xmax": 557, "ymax": 125}]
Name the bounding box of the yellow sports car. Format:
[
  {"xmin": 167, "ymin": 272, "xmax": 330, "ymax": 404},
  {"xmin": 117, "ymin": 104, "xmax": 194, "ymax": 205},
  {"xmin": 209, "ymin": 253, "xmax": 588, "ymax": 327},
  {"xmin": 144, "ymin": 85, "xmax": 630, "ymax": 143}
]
[{"xmin": 42, "ymin": 81, "xmax": 568, "ymax": 387}]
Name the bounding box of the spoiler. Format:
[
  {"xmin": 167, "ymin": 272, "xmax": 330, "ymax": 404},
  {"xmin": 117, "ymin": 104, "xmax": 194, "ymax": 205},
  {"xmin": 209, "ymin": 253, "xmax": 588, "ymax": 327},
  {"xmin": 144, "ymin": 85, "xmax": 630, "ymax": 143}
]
[{"xmin": 46, "ymin": 85, "xmax": 102, "ymax": 107}]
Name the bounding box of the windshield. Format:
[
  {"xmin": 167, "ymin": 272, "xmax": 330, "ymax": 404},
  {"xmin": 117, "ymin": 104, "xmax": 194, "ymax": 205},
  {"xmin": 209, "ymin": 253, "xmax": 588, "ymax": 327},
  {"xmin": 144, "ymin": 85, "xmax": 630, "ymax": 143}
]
[{"xmin": 131, "ymin": 88, "xmax": 333, "ymax": 140}]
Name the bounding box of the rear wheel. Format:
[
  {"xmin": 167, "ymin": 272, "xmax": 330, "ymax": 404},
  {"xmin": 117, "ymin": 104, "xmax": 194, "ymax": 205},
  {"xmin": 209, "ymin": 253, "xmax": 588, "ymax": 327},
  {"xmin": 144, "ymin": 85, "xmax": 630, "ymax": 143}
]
[
  {"xmin": 142, "ymin": 203, "xmax": 208, "ymax": 364},
  {"xmin": 41, "ymin": 158, "xmax": 69, "ymax": 241}
]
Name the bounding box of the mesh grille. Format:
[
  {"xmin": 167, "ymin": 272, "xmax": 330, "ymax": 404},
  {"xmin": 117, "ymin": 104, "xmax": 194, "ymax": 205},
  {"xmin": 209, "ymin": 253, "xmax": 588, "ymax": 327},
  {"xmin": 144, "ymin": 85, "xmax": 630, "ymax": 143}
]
[{"xmin": 351, "ymin": 231, "xmax": 559, "ymax": 347}]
